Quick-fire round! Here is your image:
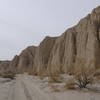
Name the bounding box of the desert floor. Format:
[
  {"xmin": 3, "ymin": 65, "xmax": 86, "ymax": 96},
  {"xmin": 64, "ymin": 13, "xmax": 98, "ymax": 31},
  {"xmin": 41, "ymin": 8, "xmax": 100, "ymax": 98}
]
[{"xmin": 0, "ymin": 74, "xmax": 100, "ymax": 100}]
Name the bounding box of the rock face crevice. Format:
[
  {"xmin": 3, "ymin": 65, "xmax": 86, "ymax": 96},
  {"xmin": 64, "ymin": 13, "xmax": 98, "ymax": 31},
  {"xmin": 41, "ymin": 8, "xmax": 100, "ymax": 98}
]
[{"xmin": 0, "ymin": 6, "xmax": 100, "ymax": 74}]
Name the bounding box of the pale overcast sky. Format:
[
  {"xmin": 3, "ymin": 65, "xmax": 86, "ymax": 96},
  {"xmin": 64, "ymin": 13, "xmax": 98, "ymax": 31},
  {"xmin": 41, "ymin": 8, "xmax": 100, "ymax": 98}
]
[{"xmin": 0, "ymin": 0, "xmax": 100, "ymax": 60}]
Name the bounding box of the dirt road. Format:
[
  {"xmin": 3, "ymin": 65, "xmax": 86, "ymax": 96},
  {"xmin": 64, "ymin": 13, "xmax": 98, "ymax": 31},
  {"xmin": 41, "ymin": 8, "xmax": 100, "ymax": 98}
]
[
  {"xmin": 0, "ymin": 75, "xmax": 100, "ymax": 100},
  {"xmin": 0, "ymin": 75, "xmax": 56, "ymax": 100}
]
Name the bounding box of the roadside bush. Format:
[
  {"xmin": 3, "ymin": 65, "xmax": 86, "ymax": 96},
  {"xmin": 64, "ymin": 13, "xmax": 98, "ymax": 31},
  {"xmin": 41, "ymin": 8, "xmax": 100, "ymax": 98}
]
[
  {"xmin": 50, "ymin": 85, "xmax": 60, "ymax": 92},
  {"xmin": 75, "ymin": 69, "xmax": 94, "ymax": 88},
  {"xmin": 74, "ymin": 58, "xmax": 94, "ymax": 88},
  {"xmin": 48, "ymin": 75, "xmax": 62, "ymax": 83},
  {"xmin": 65, "ymin": 79, "xmax": 76, "ymax": 89},
  {"xmin": 94, "ymin": 70, "xmax": 100, "ymax": 80},
  {"xmin": 1, "ymin": 71, "xmax": 15, "ymax": 79},
  {"xmin": 65, "ymin": 69, "xmax": 94, "ymax": 89},
  {"xmin": 94, "ymin": 70, "xmax": 100, "ymax": 77}
]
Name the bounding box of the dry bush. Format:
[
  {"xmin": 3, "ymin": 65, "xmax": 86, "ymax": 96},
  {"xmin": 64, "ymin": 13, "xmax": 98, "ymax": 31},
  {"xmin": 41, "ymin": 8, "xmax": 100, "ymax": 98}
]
[
  {"xmin": 48, "ymin": 74, "xmax": 62, "ymax": 83},
  {"xmin": 36, "ymin": 68, "xmax": 49, "ymax": 80},
  {"xmin": 38, "ymin": 68, "xmax": 49, "ymax": 76},
  {"xmin": 94, "ymin": 70, "xmax": 100, "ymax": 81},
  {"xmin": 63, "ymin": 58, "xmax": 95, "ymax": 89},
  {"xmin": 96, "ymin": 76, "xmax": 100, "ymax": 80},
  {"xmin": 65, "ymin": 79, "xmax": 76, "ymax": 89},
  {"xmin": 0, "ymin": 72, "xmax": 3, "ymax": 76},
  {"xmin": 39, "ymin": 75, "xmax": 45, "ymax": 80},
  {"xmin": 28, "ymin": 70, "xmax": 35, "ymax": 75},
  {"xmin": 75, "ymin": 58, "xmax": 94, "ymax": 88},
  {"xmin": 94, "ymin": 70, "xmax": 100, "ymax": 77},
  {"xmin": 27, "ymin": 68, "xmax": 38, "ymax": 76},
  {"xmin": 50, "ymin": 85, "xmax": 60, "ymax": 92},
  {"xmin": 65, "ymin": 68, "xmax": 94, "ymax": 89},
  {"xmin": 1, "ymin": 71, "xmax": 15, "ymax": 79},
  {"xmin": 75, "ymin": 70, "xmax": 94, "ymax": 88}
]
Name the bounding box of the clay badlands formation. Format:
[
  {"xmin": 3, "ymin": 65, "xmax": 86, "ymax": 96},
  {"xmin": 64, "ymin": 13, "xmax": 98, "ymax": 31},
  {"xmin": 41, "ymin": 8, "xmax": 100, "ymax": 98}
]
[{"xmin": 0, "ymin": 6, "xmax": 100, "ymax": 75}]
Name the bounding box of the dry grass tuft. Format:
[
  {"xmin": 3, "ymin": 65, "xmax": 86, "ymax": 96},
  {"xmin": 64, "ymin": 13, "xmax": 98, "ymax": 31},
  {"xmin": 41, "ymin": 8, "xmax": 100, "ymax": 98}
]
[
  {"xmin": 65, "ymin": 79, "xmax": 76, "ymax": 89},
  {"xmin": 48, "ymin": 75, "xmax": 62, "ymax": 83},
  {"xmin": 50, "ymin": 85, "xmax": 60, "ymax": 92}
]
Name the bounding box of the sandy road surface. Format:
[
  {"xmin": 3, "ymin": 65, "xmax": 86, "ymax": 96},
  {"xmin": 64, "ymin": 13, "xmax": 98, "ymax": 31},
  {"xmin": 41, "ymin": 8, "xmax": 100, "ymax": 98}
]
[
  {"xmin": 0, "ymin": 75, "xmax": 100, "ymax": 100},
  {"xmin": 0, "ymin": 75, "xmax": 57, "ymax": 100}
]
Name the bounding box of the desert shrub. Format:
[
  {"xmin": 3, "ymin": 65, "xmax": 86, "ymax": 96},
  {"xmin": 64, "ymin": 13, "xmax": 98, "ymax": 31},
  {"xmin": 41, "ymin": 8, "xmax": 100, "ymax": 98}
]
[
  {"xmin": 75, "ymin": 58, "xmax": 94, "ymax": 88},
  {"xmin": 39, "ymin": 75, "xmax": 45, "ymax": 80},
  {"xmin": 65, "ymin": 69, "xmax": 94, "ymax": 89},
  {"xmin": 26, "ymin": 68, "xmax": 38, "ymax": 76},
  {"xmin": 0, "ymin": 72, "xmax": 3, "ymax": 76},
  {"xmin": 48, "ymin": 74, "xmax": 62, "ymax": 83},
  {"xmin": 50, "ymin": 85, "xmax": 60, "ymax": 92},
  {"xmin": 36, "ymin": 68, "xmax": 49, "ymax": 80},
  {"xmin": 75, "ymin": 70, "xmax": 94, "ymax": 88},
  {"xmin": 65, "ymin": 58, "xmax": 95, "ymax": 89},
  {"xmin": 38, "ymin": 68, "xmax": 49, "ymax": 76},
  {"xmin": 94, "ymin": 70, "xmax": 100, "ymax": 77},
  {"xmin": 94, "ymin": 70, "xmax": 100, "ymax": 81},
  {"xmin": 1, "ymin": 71, "xmax": 15, "ymax": 79},
  {"xmin": 28, "ymin": 70, "xmax": 34, "ymax": 75},
  {"xmin": 65, "ymin": 79, "xmax": 76, "ymax": 89}
]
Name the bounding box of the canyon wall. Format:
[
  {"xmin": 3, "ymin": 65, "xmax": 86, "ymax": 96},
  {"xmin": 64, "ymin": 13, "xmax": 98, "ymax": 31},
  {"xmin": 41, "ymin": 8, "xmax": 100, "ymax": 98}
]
[{"xmin": 0, "ymin": 6, "xmax": 100, "ymax": 74}]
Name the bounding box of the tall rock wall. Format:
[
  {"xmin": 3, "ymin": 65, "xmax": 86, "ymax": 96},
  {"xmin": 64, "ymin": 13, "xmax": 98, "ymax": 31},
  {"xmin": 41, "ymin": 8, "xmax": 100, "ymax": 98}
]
[{"xmin": 0, "ymin": 6, "xmax": 100, "ymax": 74}]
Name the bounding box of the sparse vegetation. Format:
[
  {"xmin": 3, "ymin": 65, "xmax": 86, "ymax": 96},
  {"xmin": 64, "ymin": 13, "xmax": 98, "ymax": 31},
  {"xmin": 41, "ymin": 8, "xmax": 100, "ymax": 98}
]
[
  {"xmin": 28, "ymin": 70, "xmax": 35, "ymax": 75},
  {"xmin": 65, "ymin": 58, "xmax": 95, "ymax": 89},
  {"xmin": 65, "ymin": 69, "xmax": 94, "ymax": 89},
  {"xmin": 38, "ymin": 68, "xmax": 48, "ymax": 76},
  {"xmin": 94, "ymin": 70, "xmax": 100, "ymax": 80},
  {"xmin": 65, "ymin": 79, "xmax": 76, "ymax": 89},
  {"xmin": 75, "ymin": 69, "xmax": 94, "ymax": 88},
  {"xmin": 50, "ymin": 85, "xmax": 60, "ymax": 92},
  {"xmin": 48, "ymin": 74, "xmax": 62, "ymax": 83},
  {"xmin": 1, "ymin": 71, "xmax": 16, "ymax": 79},
  {"xmin": 94, "ymin": 71, "xmax": 100, "ymax": 77}
]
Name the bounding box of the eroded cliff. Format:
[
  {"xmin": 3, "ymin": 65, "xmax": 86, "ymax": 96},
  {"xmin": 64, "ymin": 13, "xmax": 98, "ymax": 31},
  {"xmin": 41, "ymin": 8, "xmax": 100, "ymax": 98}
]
[{"xmin": 1, "ymin": 6, "xmax": 100, "ymax": 74}]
